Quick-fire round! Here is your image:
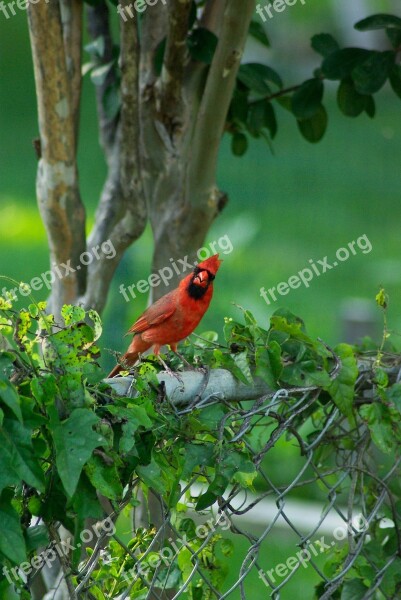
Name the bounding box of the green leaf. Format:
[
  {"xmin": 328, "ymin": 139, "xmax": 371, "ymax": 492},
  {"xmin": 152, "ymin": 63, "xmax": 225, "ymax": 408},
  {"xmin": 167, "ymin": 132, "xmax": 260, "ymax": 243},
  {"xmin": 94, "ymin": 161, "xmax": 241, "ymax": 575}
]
[
  {"xmin": 351, "ymin": 51, "xmax": 394, "ymax": 95},
  {"xmin": 0, "ymin": 379, "xmax": 22, "ymax": 422},
  {"xmin": 297, "ymin": 105, "xmax": 328, "ymax": 143},
  {"xmin": 231, "ymin": 132, "xmax": 248, "ymax": 156},
  {"xmin": 385, "ymin": 383, "xmax": 401, "ymax": 413},
  {"xmin": 337, "ymin": 79, "xmax": 368, "ymax": 117},
  {"xmin": 364, "ymin": 95, "xmax": 376, "ymax": 118},
  {"xmin": 341, "ymin": 579, "xmax": 369, "ymax": 600},
  {"xmin": 255, "ymin": 341, "xmax": 282, "ymax": 388},
  {"xmin": 198, "ymin": 404, "xmax": 227, "ymax": 431},
  {"xmin": 232, "ymin": 351, "xmax": 253, "ymax": 386},
  {"xmin": 322, "ymin": 48, "xmax": 371, "ymax": 80},
  {"xmin": 70, "ymin": 473, "xmax": 103, "ymax": 522},
  {"xmin": 0, "ymin": 494, "xmax": 26, "ymax": 564},
  {"xmin": 389, "ymin": 65, "xmax": 401, "ymax": 100},
  {"xmin": 187, "ymin": 28, "xmax": 218, "ymax": 64},
  {"xmin": 238, "ymin": 63, "xmax": 282, "ymax": 95},
  {"xmin": 0, "ymin": 418, "xmax": 45, "ymax": 493},
  {"xmin": 311, "ymin": 33, "xmax": 340, "ymax": 57},
  {"xmin": 229, "ymin": 89, "xmax": 249, "ymax": 123},
  {"xmin": 325, "ymin": 344, "xmax": 357, "ymax": 420},
  {"xmin": 137, "ymin": 458, "xmax": 166, "ymax": 495},
  {"xmin": 61, "ymin": 305, "xmax": 86, "ymax": 326},
  {"xmin": 292, "ymin": 79, "xmax": 324, "ymax": 120},
  {"xmin": 196, "ymin": 490, "xmax": 218, "ymax": 511},
  {"xmin": 106, "ymin": 405, "xmax": 153, "ymax": 453},
  {"xmin": 264, "ymin": 102, "xmax": 277, "ymax": 138},
  {"xmin": 355, "ymin": 14, "xmax": 401, "ymax": 32},
  {"xmin": 247, "ymin": 100, "xmax": 266, "ymax": 137},
  {"xmin": 248, "ymin": 21, "xmax": 270, "ymax": 47},
  {"xmin": 85, "ymin": 454, "xmax": 123, "ymax": 500},
  {"xmin": 52, "ymin": 408, "xmax": 105, "ymax": 497},
  {"xmin": 359, "ymin": 403, "xmax": 395, "ymax": 454},
  {"xmin": 387, "ymin": 28, "xmax": 401, "ymax": 49},
  {"xmin": 181, "ymin": 443, "xmax": 215, "ymax": 480},
  {"xmin": 25, "ymin": 525, "xmax": 49, "ymax": 553}
]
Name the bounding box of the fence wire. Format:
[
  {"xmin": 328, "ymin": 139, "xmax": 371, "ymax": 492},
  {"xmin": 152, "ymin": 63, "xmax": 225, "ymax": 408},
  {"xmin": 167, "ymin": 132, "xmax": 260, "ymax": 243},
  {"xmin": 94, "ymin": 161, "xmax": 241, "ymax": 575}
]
[{"xmin": 33, "ymin": 363, "xmax": 401, "ymax": 600}]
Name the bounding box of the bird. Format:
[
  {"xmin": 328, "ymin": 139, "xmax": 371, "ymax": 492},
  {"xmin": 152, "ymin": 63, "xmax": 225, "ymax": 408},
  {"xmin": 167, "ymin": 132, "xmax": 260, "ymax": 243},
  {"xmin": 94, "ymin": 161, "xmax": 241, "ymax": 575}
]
[{"xmin": 107, "ymin": 254, "xmax": 222, "ymax": 377}]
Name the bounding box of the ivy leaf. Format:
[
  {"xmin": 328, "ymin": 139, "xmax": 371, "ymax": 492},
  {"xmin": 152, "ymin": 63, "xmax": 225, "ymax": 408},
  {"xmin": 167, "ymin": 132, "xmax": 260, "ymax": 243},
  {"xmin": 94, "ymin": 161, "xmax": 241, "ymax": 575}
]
[
  {"xmin": 181, "ymin": 443, "xmax": 215, "ymax": 480},
  {"xmin": 0, "ymin": 493, "xmax": 26, "ymax": 564},
  {"xmin": 85, "ymin": 454, "xmax": 123, "ymax": 500},
  {"xmin": 325, "ymin": 344, "xmax": 358, "ymax": 421},
  {"xmin": 106, "ymin": 405, "xmax": 153, "ymax": 453},
  {"xmin": 292, "ymin": 78, "xmax": 324, "ymax": 120},
  {"xmin": 137, "ymin": 458, "xmax": 166, "ymax": 495},
  {"xmin": 311, "ymin": 33, "xmax": 340, "ymax": 58},
  {"xmin": 255, "ymin": 342, "xmax": 282, "ymax": 388},
  {"xmin": 232, "ymin": 351, "xmax": 253, "ymax": 386},
  {"xmin": 61, "ymin": 305, "xmax": 86, "ymax": 326},
  {"xmin": 359, "ymin": 403, "xmax": 395, "ymax": 454},
  {"xmin": 52, "ymin": 408, "xmax": 106, "ymax": 497},
  {"xmin": 0, "ymin": 379, "xmax": 22, "ymax": 422},
  {"xmin": 0, "ymin": 418, "xmax": 45, "ymax": 493}
]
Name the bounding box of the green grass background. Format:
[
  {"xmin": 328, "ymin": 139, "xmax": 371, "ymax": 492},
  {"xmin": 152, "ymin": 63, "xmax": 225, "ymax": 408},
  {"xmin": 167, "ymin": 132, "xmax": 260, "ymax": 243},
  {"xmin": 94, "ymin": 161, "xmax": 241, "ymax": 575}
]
[{"xmin": 1, "ymin": 3, "xmax": 401, "ymax": 598}]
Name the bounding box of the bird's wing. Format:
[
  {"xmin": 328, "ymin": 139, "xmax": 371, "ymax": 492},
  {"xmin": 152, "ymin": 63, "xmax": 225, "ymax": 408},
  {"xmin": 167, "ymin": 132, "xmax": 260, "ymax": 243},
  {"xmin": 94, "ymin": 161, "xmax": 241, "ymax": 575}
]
[{"xmin": 127, "ymin": 291, "xmax": 177, "ymax": 334}]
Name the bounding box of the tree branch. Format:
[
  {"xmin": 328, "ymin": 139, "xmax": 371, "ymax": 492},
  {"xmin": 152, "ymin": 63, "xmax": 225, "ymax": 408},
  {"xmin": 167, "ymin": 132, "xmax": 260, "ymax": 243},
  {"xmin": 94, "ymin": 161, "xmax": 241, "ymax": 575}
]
[
  {"xmin": 106, "ymin": 369, "xmax": 272, "ymax": 405},
  {"xmin": 82, "ymin": 1, "xmax": 147, "ymax": 313},
  {"xmin": 200, "ymin": 0, "xmax": 226, "ymax": 36},
  {"xmin": 188, "ymin": 0, "xmax": 254, "ymax": 206},
  {"xmin": 27, "ymin": 0, "xmax": 86, "ymax": 313},
  {"xmin": 119, "ymin": 0, "xmax": 143, "ymax": 201},
  {"xmin": 86, "ymin": 1, "xmax": 119, "ymax": 162},
  {"xmin": 160, "ymin": 0, "xmax": 192, "ymax": 133},
  {"xmin": 60, "ymin": 0, "xmax": 83, "ymax": 149}
]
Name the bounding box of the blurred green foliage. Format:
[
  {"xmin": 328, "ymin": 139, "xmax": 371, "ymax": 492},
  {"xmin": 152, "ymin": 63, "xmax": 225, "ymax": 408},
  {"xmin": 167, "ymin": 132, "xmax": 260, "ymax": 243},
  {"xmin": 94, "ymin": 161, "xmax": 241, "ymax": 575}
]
[{"xmin": 1, "ymin": 5, "xmax": 401, "ymax": 373}]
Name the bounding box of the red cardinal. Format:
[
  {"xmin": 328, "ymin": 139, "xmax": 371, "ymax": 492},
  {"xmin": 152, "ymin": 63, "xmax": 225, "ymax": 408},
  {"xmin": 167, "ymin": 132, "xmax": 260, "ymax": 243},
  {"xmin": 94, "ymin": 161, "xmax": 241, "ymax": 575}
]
[{"xmin": 108, "ymin": 254, "xmax": 222, "ymax": 377}]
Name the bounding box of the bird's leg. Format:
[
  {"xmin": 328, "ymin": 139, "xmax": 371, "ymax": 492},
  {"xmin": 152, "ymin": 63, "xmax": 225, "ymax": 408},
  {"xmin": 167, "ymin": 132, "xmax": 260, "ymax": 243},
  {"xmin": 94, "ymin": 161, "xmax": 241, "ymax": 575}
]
[
  {"xmin": 170, "ymin": 343, "xmax": 208, "ymax": 373},
  {"xmin": 154, "ymin": 346, "xmax": 183, "ymax": 382}
]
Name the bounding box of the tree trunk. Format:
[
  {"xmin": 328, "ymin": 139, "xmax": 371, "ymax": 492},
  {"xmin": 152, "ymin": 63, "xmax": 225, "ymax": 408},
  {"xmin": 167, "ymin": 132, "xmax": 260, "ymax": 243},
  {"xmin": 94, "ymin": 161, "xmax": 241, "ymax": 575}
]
[{"xmin": 27, "ymin": 0, "xmax": 255, "ymax": 314}]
